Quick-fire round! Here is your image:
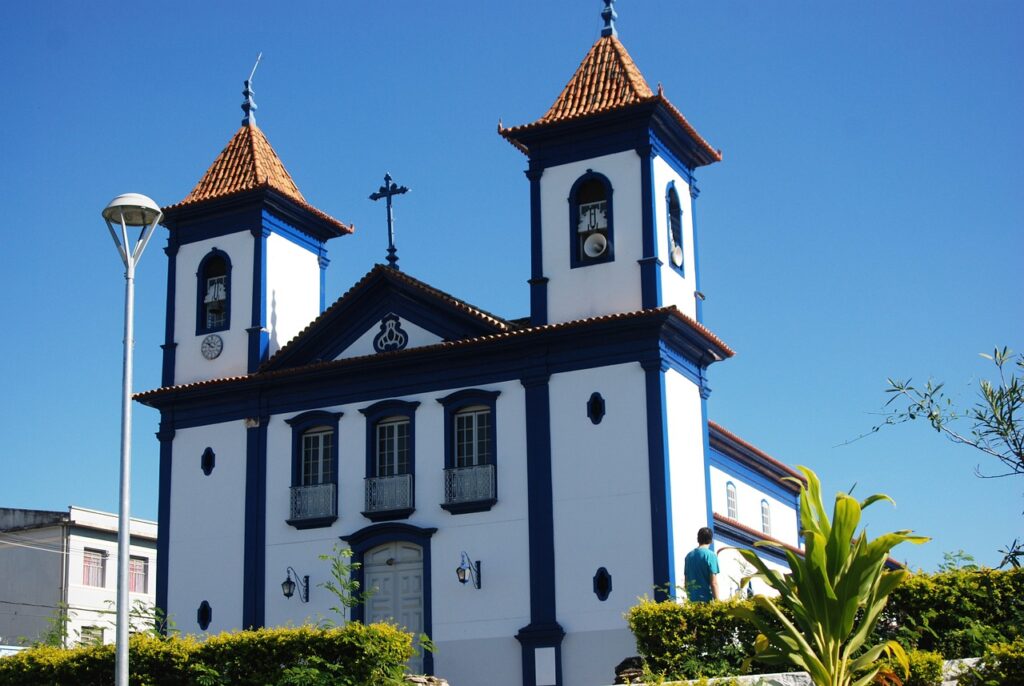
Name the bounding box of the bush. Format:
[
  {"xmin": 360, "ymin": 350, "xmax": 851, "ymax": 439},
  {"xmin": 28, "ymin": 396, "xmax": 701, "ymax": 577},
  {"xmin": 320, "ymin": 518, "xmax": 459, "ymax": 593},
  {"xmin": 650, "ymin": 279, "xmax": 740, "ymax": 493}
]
[
  {"xmin": 0, "ymin": 624, "xmax": 412, "ymax": 686},
  {"xmin": 957, "ymin": 637, "xmax": 1024, "ymax": 686},
  {"xmin": 873, "ymin": 567, "xmax": 1024, "ymax": 658},
  {"xmin": 879, "ymin": 649, "xmax": 944, "ymax": 686},
  {"xmin": 626, "ymin": 597, "xmax": 787, "ymax": 680}
]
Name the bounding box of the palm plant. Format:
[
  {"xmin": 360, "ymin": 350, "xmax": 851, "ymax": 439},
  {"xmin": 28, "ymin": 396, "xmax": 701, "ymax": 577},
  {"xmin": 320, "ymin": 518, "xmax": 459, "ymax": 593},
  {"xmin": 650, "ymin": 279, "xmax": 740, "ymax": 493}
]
[{"xmin": 731, "ymin": 466, "xmax": 928, "ymax": 686}]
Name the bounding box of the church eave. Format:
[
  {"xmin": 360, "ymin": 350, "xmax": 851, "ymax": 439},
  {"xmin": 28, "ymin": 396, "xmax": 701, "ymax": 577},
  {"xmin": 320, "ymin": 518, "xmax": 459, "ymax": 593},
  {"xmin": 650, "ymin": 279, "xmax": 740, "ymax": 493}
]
[
  {"xmin": 708, "ymin": 422, "xmax": 806, "ymax": 494},
  {"xmin": 136, "ymin": 306, "xmax": 731, "ymax": 423},
  {"xmin": 161, "ymin": 184, "xmax": 352, "ymax": 241}
]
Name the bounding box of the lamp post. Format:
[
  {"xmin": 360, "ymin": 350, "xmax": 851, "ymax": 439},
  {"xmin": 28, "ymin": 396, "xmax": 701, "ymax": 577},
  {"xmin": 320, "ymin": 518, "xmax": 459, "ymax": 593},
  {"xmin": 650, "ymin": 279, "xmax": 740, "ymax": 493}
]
[{"xmin": 101, "ymin": 193, "xmax": 162, "ymax": 686}]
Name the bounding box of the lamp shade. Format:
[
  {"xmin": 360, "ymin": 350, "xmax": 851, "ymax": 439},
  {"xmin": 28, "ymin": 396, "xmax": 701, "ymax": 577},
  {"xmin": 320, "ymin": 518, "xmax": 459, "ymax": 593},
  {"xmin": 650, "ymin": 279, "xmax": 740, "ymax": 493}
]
[
  {"xmin": 102, "ymin": 193, "xmax": 162, "ymax": 227},
  {"xmin": 281, "ymin": 573, "xmax": 296, "ymax": 599}
]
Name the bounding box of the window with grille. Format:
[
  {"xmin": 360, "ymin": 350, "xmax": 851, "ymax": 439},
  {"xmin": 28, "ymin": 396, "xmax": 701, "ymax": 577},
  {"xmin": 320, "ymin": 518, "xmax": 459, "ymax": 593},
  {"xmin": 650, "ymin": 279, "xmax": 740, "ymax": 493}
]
[
  {"xmin": 454, "ymin": 406, "xmax": 491, "ymax": 468},
  {"xmin": 196, "ymin": 250, "xmax": 231, "ymax": 334},
  {"xmin": 376, "ymin": 418, "xmax": 410, "ymax": 476},
  {"xmin": 666, "ymin": 184, "xmax": 684, "ymax": 271},
  {"xmin": 726, "ymin": 482, "xmax": 738, "ymax": 520},
  {"xmin": 761, "ymin": 500, "xmax": 772, "ymax": 535},
  {"xmin": 129, "ymin": 556, "xmax": 149, "ymax": 594},
  {"xmin": 301, "ymin": 428, "xmax": 334, "ymax": 486},
  {"xmin": 83, "ymin": 549, "xmax": 106, "ymax": 587}
]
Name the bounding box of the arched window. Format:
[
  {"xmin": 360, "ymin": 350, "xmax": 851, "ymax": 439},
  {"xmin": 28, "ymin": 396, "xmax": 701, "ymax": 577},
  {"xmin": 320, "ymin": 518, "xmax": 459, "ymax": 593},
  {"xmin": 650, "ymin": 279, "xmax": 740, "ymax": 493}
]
[
  {"xmin": 726, "ymin": 482, "xmax": 738, "ymax": 520},
  {"xmin": 568, "ymin": 171, "xmax": 614, "ymax": 268},
  {"xmin": 761, "ymin": 499, "xmax": 772, "ymax": 535},
  {"xmin": 438, "ymin": 389, "xmax": 500, "ymax": 513},
  {"xmin": 285, "ymin": 410, "xmax": 342, "ymax": 529},
  {"xmin": 196, "ymin": 249, "xmax": 231, "ymax": 334},
  {"xmin": 666, "ymin": 183, "xmax": 684, "ymax": 272}
]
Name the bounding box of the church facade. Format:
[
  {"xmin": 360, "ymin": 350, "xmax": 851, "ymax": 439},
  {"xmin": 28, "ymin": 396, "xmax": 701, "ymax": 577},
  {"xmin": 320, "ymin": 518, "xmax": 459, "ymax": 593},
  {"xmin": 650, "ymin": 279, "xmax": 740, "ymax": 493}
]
[{"xmin": 138, "ymin": 8, "xmax": 804, "ymax": 686}]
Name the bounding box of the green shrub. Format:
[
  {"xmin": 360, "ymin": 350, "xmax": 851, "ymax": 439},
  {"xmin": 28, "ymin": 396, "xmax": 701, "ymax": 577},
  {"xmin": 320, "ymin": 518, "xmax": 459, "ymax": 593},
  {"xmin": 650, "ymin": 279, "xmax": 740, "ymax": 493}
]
[
  {"xmin": 879, "ymin": 649, "xmax": 944, "ymax": 686},
  {"xmin": 873, "ymin": 567, "xmax": 1024, "ymax": 658},
  {"xmin": 0, "ymin": 624, "xmax": 412, "ymax": 686},
  {"xmin": 626, "ymin": 597, "xmax": 786, "ymax": 680},
  {"xmin": 957, "ymin": 637, "xmax": 1024, "ymax": 686}
]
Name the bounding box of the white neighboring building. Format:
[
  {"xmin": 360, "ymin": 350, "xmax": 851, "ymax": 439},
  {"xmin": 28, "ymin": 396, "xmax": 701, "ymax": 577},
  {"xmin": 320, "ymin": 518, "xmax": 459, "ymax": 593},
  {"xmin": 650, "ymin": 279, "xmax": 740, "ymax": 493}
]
[
  {"xmin": 0, "ymin": 506, "xmax": 157, "ymax": 647},
  {"xmin": 137, "ymin": 8, "xmax": 805, "ymax": 686}
]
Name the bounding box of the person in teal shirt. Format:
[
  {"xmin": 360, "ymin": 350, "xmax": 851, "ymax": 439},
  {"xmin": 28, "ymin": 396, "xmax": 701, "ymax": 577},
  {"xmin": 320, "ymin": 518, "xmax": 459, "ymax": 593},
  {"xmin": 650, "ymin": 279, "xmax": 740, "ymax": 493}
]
[{"xmin": 683, "ymin": 526, "xmax": 720, "ymax": 602}]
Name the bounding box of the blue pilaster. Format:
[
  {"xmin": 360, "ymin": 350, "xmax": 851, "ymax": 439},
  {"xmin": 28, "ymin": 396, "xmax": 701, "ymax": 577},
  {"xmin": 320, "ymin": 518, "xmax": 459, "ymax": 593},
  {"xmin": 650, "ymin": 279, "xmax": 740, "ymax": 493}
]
[
  {"xmin": 690, "ymin": 180, "xmax": 703, "ymax": 322},
  {"xmin": 161, "ymin": 242, "xmax": 178, "ymax": 387},
  {"xmin": 527, "ymin": 166, "xmax": 548, "ymax": 326},
  {"xmin": 155, "ymin": 422, "xmax": 174, "ymax": 626},
  {"xmin": 242, "ymin": 414, "xmax": 268, "ymax": 629},
  {"xmin": 247, "ymin": 227, "xmax": 270, "ymax": 372},
  {"xmin": 642, "ymin": 358, "xmax": 674, "ymax": 600},
  {"xmin": 637, "ymin": 144, "xmax": 662, "ymax": 309}
]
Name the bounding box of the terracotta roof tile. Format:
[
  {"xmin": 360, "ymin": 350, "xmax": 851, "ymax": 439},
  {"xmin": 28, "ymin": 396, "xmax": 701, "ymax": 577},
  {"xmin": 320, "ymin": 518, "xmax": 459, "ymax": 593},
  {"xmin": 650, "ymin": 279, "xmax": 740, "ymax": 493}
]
[
  {"xmin": 163, "ymin": 123, "xmax": 352, "ymax": 234},
  {"xmin": 499, "ymin": 36, "xmax": 721, "ymax": 163},
  {"xmin": 714, "ymin": 513, "xmax": 804, "ymax": 558},
  {"xmin": 709, "ymin": 421, "xmax": 805, "ymax": 482}
]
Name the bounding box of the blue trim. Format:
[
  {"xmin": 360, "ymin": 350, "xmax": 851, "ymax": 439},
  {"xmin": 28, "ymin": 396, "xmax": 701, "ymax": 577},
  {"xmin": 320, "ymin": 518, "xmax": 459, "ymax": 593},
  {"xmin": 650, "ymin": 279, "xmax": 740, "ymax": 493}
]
[
  {"xmin": 195, "ymin": 249, "xmax": 232, "ymax": 336},
  {"xmin": 359, "ymin": 400, "xmax": 419, "ymax": 521},
  {"xmin": 527, "ymin": 167, "xmax": 547, "ymax": 325},
  {"xmin": 200, "ymin": 447, "xmax": 215, "ymax": 476},
  {"xmin": 144, "ymin": 309, "xmax": 731, "ymax": 431},
  {"xmin": 593, "ymin": 567, "xmax": 612, "ymax": 601},
  {"xmin": 700, "ymin": 382, "xmax": 715, "ymax": 533},
  {"xmin": 689, "ymin": 177, "xmax": 703, "ymax": 322},
  {"xmin": 665, "ymin": 181, "xmax": 684, "ymax": 277},
  {"xmin": 340, "ymin": 523, "xmax": 437, "ymax": 676},
  {"xmin": 518, "ymin": 374, "xmax": 564, "ymax": 686},
  {"xmin": 567, "ymin": 170, "xmax": 614, "ymax": 269},
  {"xmin": 708, "ymin": 449, "xmax": 800, "ymax": 504},
  {"xmin": 242, "ymin": 415, "xmax": 268, "ymax": 629},
  {"xmin": 586, "ymin": 392, "xmax": 605, "ymax": 425},
  {"xmin": 318, "ymin": 254, "xmax": 329, "ymax": 313},
  {"xmin": 714, "ymin": 526, "xmax": 791, "ymax": 566},
  {"xmin": 638, "ymin": 145, "xmax": 662, "ymax": 309},
  {"xmin": 161, "ymin": 244, "xmax": 178, "ymax": 387},
  {"xmin": 285, "ymin": 410, "xmax": 342, "ymax": 529},
  {"xmin": 437, "ymin": 389, "xmax": 501, "ymax": 514},
  {"xmin": 642, "ymin": 359, "xmax": 673, "ymax": 600},
  {"xmin": 725, "ymin": 481, "xmax": 738, "ymax": 519},
  {"xmin": 248, "ymin": 228, "xmax": 269, "ymax": 372},
  {"xmin": 155, "ymin": 424, "xmax": 174, "ymax": 627},
  {"xmin": 197, "ymin": 600, "xmax": 212, "ymax": 631}
]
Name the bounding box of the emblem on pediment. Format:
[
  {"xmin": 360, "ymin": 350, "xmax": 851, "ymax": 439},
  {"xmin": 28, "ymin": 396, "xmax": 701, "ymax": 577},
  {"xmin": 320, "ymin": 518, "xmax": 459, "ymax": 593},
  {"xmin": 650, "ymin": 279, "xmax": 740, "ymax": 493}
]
[{"xmin": 373, "ymin": 313, "xmax": 408, "ymax": 353}]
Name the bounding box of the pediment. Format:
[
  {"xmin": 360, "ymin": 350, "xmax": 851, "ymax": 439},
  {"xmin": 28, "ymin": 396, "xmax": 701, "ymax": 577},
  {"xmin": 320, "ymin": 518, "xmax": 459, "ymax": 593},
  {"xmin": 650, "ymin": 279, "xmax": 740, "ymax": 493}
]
[{"xmin": 261, "ymin": 265, "xmax": 514, "ymax": 371}]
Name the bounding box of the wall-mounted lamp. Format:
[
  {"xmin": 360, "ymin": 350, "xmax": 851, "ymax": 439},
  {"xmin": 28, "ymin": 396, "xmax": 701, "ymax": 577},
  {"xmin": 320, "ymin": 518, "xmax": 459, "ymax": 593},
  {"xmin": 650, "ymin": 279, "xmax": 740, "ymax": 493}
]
[
  {"xmin": 694, "ymin": 290, "xmax": 707, "ymax": 301},
  {"xmin": 281, "ymin": 567, "xmax": 309, "ymax": 602},
  {"xmin": 456, "ymin": 551, "xmax": 481, "ymax": 589}
]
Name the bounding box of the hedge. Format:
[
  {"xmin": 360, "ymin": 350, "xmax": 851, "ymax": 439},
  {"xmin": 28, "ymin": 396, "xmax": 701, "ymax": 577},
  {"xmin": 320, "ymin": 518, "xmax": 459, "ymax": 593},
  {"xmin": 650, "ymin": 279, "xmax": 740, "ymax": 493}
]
[
  {"xmin": 0, "ymin": 624, "xmax": 413, "ymax": 686},
  {"xmin": 956, "ymin": 637, "xmax": 1024, "ymax": 686},
  {"xmin": 628, "ymin": 568, "xmax": 1023, "ymax": 681}
]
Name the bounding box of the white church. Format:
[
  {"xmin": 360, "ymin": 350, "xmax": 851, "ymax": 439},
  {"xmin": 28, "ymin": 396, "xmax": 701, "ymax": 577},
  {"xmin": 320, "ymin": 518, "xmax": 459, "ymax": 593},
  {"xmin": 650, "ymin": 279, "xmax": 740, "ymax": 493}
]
[{"xmin": 137, "ymin": 4, "xmax": 804, "ymax": 685}]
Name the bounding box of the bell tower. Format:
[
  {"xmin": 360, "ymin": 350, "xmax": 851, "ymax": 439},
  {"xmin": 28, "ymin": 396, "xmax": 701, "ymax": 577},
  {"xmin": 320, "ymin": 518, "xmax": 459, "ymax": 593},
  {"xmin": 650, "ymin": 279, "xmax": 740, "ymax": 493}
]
[
  {"xmin": 159, "ymin": 78, "xmax": 351, "ymax": 387},
  {"xmin": 500, "ymin": 0, "xmax": 721, "ymax": 326}
]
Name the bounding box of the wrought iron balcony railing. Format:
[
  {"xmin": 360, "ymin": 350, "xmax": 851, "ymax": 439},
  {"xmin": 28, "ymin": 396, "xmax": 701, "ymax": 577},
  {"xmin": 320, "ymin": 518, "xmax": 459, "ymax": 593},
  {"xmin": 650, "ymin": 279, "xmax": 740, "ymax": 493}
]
[
  {"xmin": 444, "ymin": 464, "xmax": 496, "ymax": 505},
  {"xmin": 289, "ymin": 483, "xmax": 336, "ymax": 523},
  {"xmin": 364, "ymin": 473, "xmax": 414, "ymax": 519}
]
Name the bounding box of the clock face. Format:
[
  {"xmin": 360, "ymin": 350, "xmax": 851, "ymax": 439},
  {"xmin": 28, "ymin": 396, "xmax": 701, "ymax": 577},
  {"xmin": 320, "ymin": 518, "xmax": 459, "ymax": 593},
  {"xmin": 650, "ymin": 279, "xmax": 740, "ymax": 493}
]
[{"xmin": 201, "ymin": 334, "xmax": 223, "ymax": 360}]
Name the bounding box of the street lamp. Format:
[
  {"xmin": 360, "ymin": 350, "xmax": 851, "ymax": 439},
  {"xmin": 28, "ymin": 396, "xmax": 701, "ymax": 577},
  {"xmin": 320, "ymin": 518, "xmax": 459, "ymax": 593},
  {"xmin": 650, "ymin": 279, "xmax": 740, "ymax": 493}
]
[{"xmin": 102, "ymin": 193, "xmax": 162, "ymax": 686}]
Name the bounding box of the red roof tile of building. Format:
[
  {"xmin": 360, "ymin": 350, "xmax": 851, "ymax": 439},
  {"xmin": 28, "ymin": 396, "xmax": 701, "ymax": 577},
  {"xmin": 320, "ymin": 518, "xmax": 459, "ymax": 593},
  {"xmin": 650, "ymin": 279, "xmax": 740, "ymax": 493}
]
[
  {"xmin": 499, "ymin": 35, "xmax": 721, "ymax": 163},
  {"xmin": 709, "ymin": 421, "xmax": 806, "ymax": 483},
  {"xmin": 163, "ymin": 122, "xmax": 351, "ymax": 234}
]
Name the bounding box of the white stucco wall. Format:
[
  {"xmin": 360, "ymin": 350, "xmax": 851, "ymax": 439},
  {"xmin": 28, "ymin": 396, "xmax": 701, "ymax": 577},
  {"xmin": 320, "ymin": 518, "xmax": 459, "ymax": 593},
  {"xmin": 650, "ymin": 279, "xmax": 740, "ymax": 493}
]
[
  {"xmin": 709, "ymin": 466, "xmax": 799, "ymax": 547},
  {"xmin": 265, "ymin": 232, "xmax": 321, "ymax": 356},
  {"xmin": 652, "ymin": 156, "xmax": 699, "ymax": 320},
  {"xmin": 716, "ymin": 545, "xmax": 790, "ymax": 599},
  {"xmin": 174, "ymin": 232, "xmax": 255, "ymax": 385},
  {"xmin": 663, "ymin": 369, "xmax": 713, "ymax": 596},
  {"xmin": 541, "ymin": 151, "xmax": 644, "ymax": 324},
  {"xmin": 168, "ymin": 422, "xmax": 247, "ymax": 634},
  {"xmin": 333, "ymin": 317, "xmax": 442, "ymax": 361},
  {"xmin": 548, "ymin": 363, "xmax": 652, "ymax": 686}
]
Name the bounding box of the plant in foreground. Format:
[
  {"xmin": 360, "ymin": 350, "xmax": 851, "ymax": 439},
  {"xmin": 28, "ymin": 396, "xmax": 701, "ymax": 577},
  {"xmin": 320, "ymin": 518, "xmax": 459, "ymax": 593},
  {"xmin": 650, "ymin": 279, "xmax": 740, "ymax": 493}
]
[{"xmin": 730, "ymin": 466, "xmax": 929, "ymax": 686}]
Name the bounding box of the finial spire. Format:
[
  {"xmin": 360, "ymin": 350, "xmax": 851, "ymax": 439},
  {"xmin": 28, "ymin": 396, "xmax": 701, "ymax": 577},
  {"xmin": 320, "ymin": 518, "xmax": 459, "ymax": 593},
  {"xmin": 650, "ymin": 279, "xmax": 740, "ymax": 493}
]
[
  {"xmin": 601, "ymin": 0, "xmax": 617, "ymax": 37},
  {"xmin": 241, "ymin": 52, "xmax": 262, "ymax": 126},
  {"xmin": 369, "ymin": 172, "xmax": 410, "ymax": 269}
]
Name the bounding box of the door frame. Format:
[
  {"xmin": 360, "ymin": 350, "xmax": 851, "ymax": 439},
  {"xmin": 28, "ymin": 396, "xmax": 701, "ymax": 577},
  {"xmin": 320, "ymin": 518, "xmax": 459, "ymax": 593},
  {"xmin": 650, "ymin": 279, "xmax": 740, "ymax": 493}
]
[{"xmin": 341, "ymin": 523, "xmax": 437, "ymax": 675}]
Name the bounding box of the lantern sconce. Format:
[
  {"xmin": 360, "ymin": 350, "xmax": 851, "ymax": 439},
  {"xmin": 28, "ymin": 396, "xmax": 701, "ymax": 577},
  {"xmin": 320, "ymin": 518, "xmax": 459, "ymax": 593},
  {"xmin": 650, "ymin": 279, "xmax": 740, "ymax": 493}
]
[
  {"xmin": 455, "ymin": 551, "xmax": 481, "ymax": 589},
  {"xmin": 281, "ymin": 567, "xmax": 309, "ymax": 602}
]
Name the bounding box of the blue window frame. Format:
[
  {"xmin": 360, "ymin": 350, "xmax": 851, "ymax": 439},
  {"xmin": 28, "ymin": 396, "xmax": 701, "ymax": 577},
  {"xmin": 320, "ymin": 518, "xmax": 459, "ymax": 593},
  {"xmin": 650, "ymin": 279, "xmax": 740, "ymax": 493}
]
[
  {"xmin": 195, "ymin": 249, "xmax": 231, "ymax": 335},
  {"xmin": 665, "ymin": 182, "xmax": 684, "ymax": 274},
  {"xmin": 285, "ymin": 410, "xmax": 342, "ymax": 529},
  {"xmin": 568, "ymin": 170, "xmax": 614, "ymax": 268},
  {"xmin": 359, "ymin": 400, "xmax": 419, "ymax": 521},
  {"xmin": 437, "ymin": 389, "xmax": 500, "ymax": 514}
]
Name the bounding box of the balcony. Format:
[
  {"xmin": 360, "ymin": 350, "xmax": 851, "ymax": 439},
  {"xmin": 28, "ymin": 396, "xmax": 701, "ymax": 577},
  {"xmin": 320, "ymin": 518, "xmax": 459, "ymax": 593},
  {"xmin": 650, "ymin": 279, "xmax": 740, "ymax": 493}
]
[
  {"xmin": 287, "ymin": 483, "xmax": 337, "ymax": 529},
  {"xmin": 363, "ymin": 473, "xmax": 414, "ymax": 521},
  {"xmin": 442, "ymin": 464, "xmax": 497, "ymax": 514}
]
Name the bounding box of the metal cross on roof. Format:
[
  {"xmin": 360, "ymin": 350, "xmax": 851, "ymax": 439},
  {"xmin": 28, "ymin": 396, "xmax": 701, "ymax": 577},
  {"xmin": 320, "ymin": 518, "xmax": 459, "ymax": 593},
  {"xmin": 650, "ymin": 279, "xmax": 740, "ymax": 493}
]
[
  {"xmin": 369, "ymin": 172, "xmax": 410, "ymax": 270},
  {"xmin": 601, "ymin": 0, "xmax": 617, "ymax": 37}
]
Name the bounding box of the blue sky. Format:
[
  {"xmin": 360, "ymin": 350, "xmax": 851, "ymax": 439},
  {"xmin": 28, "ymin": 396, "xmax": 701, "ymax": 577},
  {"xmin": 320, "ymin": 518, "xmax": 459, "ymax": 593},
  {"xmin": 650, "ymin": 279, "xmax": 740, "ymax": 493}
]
[{"xmin": 0, "ymin": 1, "xmax": 1020, "ymax": 571}]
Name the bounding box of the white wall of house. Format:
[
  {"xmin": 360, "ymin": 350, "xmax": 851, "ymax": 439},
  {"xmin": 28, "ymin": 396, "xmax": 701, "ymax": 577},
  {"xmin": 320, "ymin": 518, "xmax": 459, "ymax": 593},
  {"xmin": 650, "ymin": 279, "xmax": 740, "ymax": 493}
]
[
  {"xmin": 709, "ymin": 467, "xmax": 799, "ymax": 547},
  {"xmin": 652, "ymin": 156, "xmax": 699, "ymax": 321},
  {"xmin": 174, "ymin": 232, "xmax": 255, "ymax": 385},
  {"xmin": 265, "ymin": 232, "xmax": 322, "ymax": 356},
  {"xmin": 168, "ymin": 423, "xmax": 247, "ymax": 634},
  {"xmin": 541, "ymin": 151, "xmax": 644, "ymax": 324}
]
